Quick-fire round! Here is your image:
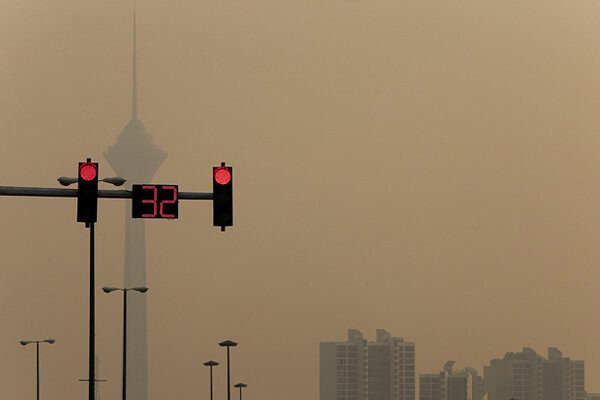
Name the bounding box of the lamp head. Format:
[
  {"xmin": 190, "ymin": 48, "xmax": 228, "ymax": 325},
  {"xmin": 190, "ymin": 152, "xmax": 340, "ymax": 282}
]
[
  {"xmin": 57, "ymin": 177, "xmax": 78, "ymax": 186},
  {"xmin": 132, "ymin": 287, "xmax": 149, "ymax": 293},
  {"xmin": 219, "ymin": 340, "xmax": 238, "ymax": 347},
  {"xmin": 19, "ymin": 340, "xmax": 31, "ymax": 346},
  {"xmin": 234, "ymin": 383, "xmax": 248, "ymax": 389},
  {"xmin": 102, "ymin": 177, "xmax": 127, "ymax": 186},
  {"xmin": 44, "ymin": 339, "xmax": 55, "ymax": 344},
  {"xmin": 203, "ymin": 360, "xmax": 219, "ymax": 367},
  {"xmin": 102, "ymin": 287, "xmax": 118, "ymax": 293}
]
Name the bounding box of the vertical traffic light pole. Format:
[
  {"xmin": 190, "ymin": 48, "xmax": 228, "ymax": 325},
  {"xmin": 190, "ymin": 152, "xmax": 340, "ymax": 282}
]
[
  {"xmin": 122, "ymin": 289, "xmax": 127, "ymax": 400},
  {"xmin": 78, "ymin": 158, "xmax": 99, "ymax": 400},
  {"xmin": 89, "ymin": 221, "xmax": 95, "ymax": 400}
]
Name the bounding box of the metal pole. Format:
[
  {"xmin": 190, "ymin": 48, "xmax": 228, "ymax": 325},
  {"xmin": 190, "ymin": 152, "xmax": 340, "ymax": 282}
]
[
  {"xmin": 0, "ymin": 186, "xmax": 212, "ymax": 200},
  {"xmin": 227, "ymin": 347, "xmax": 231, "ymax": 400},
  {"xmin": 89, "ymin": 222, "xmax": 95, "ymax": 400},
  {"xmin": 239, "ymin": 386, "xmax": 242, "ymax": 400},
  {"xmin": 209, "ymin": 365, "xmax": 214, "ymax": 400},
  {"xmin": 123, "ymin": 290, "xmax": 127, "ymax": 400},
  {"xmin": 36, "ymin": 342, "xmax": 40, "ymax": 400}
]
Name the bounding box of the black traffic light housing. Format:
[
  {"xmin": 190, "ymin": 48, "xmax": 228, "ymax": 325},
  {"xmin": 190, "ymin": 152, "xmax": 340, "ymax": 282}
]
[
  {"xmin": 213, "ymin": 162, "xmax": 233, "ymax": 231},
  {"xmin": 77, "ymin": 158, "xmax": 99, "ymax": 224}
]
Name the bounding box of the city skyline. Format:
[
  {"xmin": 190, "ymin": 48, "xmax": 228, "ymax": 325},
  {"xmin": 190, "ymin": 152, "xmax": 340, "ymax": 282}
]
[{"xmin": 322, "ymin": 329, "xmax": 593, "ymax": 400}]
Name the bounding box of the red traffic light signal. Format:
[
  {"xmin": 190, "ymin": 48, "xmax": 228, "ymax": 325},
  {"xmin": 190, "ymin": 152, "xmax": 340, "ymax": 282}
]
[
  {"xmin": 214, "ymin": 167, "xmax": 232, "ymax": 185},
  {"xmin": 213, "ymin": 163, "xmax": 233, "ymax": 231},
  {"xmin": 77, "ymin": 159, "xmax": 99, "ymax": 224},
  {"xmin": 79, "ymin": 163, "xmax": 98, "ymax": 181}
]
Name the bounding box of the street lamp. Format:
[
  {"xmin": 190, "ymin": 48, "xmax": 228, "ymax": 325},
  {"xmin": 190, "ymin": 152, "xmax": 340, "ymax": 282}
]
[
  {"xmin": 102, "ymin": 286, "xmax": 148, "ymax": 400},
  {"xmin": 57, "ymin": 173, "xmax": 126, "ymax": 400},
  {"xmin": 203, "ymin": 360, "xmax": 219, "ymax": 400},
  {"xmin": 58, "ymin": 176, "xmax": 126, "ymax": 186},
  {"xmin": 219, "ymin": 340, "xmax": 238, "ymax": 400},
  {"xmin": 20, "ymin": 338, "xmax": 55, "ymax": 400},
  {"xmin": 234, "ymin": 383, "xmax": 247, "ymax": 400}
]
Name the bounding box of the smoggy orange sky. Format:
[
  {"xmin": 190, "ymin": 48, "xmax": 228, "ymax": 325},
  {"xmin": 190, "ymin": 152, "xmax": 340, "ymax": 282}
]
[{"xmin": 2, "ymin": 1, "xmax": 600, "ymax": 399}]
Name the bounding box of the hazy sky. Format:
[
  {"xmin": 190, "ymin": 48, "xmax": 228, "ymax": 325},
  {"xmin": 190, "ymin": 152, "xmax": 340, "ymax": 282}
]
[{"xmin": 2, "ymin": 1, "xmax": 600, "ymax": 399}]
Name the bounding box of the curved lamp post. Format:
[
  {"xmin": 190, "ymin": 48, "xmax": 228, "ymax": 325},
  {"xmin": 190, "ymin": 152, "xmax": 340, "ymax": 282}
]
[
  {"xmin": 234, "ymin": 383, "xmax": 247, "ymax": 400},
  {"xmin": 102, "ymin": 286, "xmax": 148, "ymax": 400},
  {"xmin": 203, "ymin": 360, "xmax": 219, "ymax": 400},
  {"xmin": 20, "ymin": 338, "xmax": 55, "ymax": 400},
  {"xmin": 218, "ymin": 340, "xmax": 238, "ymax": 400},
  {"xmin": 58, "ymin": 176, "xmax": 126, "ymax": 186}
]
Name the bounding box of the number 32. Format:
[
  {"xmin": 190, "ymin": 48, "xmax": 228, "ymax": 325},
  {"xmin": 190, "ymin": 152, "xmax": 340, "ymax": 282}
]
[{"xmin": 141, "ymin": 185, "xmax": 177, "ymax": 218}]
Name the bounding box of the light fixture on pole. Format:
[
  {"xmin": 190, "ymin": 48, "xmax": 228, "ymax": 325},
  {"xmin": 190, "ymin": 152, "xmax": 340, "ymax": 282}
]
[
  {"xmin": 218, "ymin": 340, "xmax": 238, "ymax": 400},
  {"xmin": 20, "ymin": 338, "xmax": 55, "ymax": 400},
  {"xmin": 102, "ymin": 286, "xmax": 148, "ymax": 400},
  {"xmin": 203, "ymin": 360, "xmax": 219, "ymax": 400},
  {"xmin": 234, "ymin": 383, "xmax": 247, "ymax": 400},
  {"xmin": 58, "ymin": 176, "xmax": 126, "ymax": 187}
]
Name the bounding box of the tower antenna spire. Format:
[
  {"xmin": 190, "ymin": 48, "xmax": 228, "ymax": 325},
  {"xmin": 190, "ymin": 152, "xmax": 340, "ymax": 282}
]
[{"xmin": 131, "ymin": 0, "xmax": 138, "ymax": 120}]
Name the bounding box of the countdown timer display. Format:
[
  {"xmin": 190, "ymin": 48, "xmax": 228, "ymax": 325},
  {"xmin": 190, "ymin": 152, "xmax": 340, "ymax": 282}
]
[{"xmin": 132, "ymin": 185, "xmax": 179, "ymax": 219}]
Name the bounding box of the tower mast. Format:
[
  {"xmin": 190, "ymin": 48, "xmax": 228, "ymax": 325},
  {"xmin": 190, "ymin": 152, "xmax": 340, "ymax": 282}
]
[{"xmin": 104, "ymin": 2, "xmax": 166, "ymax": 400}]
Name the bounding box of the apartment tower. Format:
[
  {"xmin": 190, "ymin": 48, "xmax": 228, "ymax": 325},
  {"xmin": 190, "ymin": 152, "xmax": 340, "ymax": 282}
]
[
  {"xmin": 419, "ymin": 361, "xmax": 483, "ymax": 400},
  {"xmin": 320, "ymin": 329, "xmax": 415, "ymax": 400},
  {"xmin": 484, "ymin": 347, "xmax": 584, "ymax": 400}
]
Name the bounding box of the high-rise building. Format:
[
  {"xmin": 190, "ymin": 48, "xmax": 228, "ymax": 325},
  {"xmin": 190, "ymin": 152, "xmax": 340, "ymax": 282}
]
[
  {"xmin": 420, "ymin": 374, "xmax": 442, "ymax": 400},
  {"xmin": 320, "ymin": 329, "xmax": 368, "ymax": 400},
  {"xmin": 420, "ymin": 361, "xmax": 483, "ymax": 400},
  {"xmin": 104, "ymin": 3, "xmax": 166, "ymax": 400},
  {"xmin": 484, "ymin": 347, "xmax": 584, "ymax": 400},
  {"xmin": 320, "ymin": 329, "xmax": 415, "ymax": 400},
  {"xmin": 570, "ymin": 361, "xmax": 585, "ymax": 400},
  {"xmin": 484, "ymin": 347, "xmax": 544, "ymax": 400},
  {"xmin": 544, "ymin": 348, "xmax": 571, "ymax": 400}
]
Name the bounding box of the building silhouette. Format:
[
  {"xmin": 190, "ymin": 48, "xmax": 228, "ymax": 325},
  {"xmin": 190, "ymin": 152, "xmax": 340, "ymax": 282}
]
[
  {"xmin": 586, "ymin": 394, "xmax": 600, "ymax": 400},
  {"xmin": 419, "ymin": 361, "xmax": 483, "ymax": 400},
  {"xmin": 104, "ymin": 2, "xmax": 166, "ymax": 400},
  {"xmin": 484, "ymin": 347, "xmax": 584, "ymax": 400},
  {"xmin": 420, "ymin": 374, "xmax": 442, "ymax": 400},
  {"xmin": 320, "ymin": 329, "xmax": 367, "ymax": 400},
  {"xmin": 569, "ymin": 360, "xmax": 585, "ymax": 400},
  {"xmin": 320, "ymin": 329, "xmax": 415, "ymax": 400}
]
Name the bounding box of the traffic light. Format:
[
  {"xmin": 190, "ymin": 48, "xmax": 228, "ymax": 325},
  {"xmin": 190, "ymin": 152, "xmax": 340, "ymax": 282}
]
[
  {"xmin": 213, "ymin": 163, "xmax": 233, "ymax": 231},
  {"xmin": 77, "ymin": 159, "xmax": 99, "ymax": 224}
]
